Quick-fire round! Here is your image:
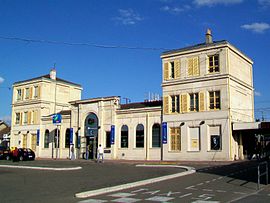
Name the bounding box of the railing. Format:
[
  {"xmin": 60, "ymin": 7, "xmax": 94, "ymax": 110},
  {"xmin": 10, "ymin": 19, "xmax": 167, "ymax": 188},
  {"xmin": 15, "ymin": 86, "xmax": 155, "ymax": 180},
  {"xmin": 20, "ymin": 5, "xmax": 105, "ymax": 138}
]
[{"xmin": 257, "ymin": 161, "xmax": 269, "ymax": 190}]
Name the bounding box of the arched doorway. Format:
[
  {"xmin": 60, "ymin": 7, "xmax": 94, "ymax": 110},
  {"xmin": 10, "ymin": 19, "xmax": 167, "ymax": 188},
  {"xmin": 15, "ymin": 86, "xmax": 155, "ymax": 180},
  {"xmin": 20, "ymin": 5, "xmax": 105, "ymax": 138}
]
[{"xmin": 84, "ymin": 113, "xmax": 99, "ymax": 159}]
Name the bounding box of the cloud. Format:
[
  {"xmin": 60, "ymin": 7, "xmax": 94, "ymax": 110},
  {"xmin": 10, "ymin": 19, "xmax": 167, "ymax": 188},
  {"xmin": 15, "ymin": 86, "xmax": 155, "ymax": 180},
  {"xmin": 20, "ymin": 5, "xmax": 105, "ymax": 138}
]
[
  {"xmin": 193, "ymin": 0, "xmax": 243, "ymax": 6},
  {"xmin": 113, "ymin": 9, "xmax": 143, "ymax": 25},
  {"xmin": 0, "ymin": 76, "xmax": 4, "ymax": 84},
  {"xmin": 241, "ymin": 22, "xmax": 270, "ymax": 33},
  {"xmin": 161, "ymin": 5, "xmax": 191, "ymax": 14},
  {"xmin": 258, "ymin": 0, "xmax": 270, "ymax": 7},
  {"xmin": 254, "ymin": 91, "xmax": 262, "ymax": 96}
]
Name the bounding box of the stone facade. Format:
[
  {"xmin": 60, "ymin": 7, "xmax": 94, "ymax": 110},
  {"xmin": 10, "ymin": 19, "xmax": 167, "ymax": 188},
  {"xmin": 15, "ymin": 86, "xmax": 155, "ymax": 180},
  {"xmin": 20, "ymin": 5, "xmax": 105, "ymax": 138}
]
[{"xmin": 10, "ymin": 31, "xmax": 254, "ymax": 161}]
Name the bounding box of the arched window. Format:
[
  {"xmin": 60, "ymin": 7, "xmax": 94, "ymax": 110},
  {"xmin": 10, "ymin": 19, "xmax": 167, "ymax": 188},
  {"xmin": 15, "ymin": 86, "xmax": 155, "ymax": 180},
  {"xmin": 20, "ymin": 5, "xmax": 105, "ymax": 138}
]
[
  {"xmin": 121, "ymin": 125, "xmax": 128, "ymax": 148},
  {"xmin": 65, "ymin": 129, "xmax": 71, "ymax": 148},
  {"xmin": 44, "ymin": 129, "xmax": 50, "ymax": 148},
  {"xmin": 136, "ymin": 124, "xmax": 144, "ymax": 148},
  {"xmin": 152, "ymin": 124, "xmax": 161, "ymax": 147}
]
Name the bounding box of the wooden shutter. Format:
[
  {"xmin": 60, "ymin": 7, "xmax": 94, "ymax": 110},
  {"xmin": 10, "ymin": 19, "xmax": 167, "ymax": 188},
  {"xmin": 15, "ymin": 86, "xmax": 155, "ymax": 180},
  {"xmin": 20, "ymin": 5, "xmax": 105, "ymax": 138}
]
[
  {"xmin": 163, "ymin": 96, "xmax": 169, "ymax": 114},
  {"xmin": 29, "ymin": 87, "xmax": 33, "ymax": 99},
  {"xmin": 188, "ymin": 58, "xmax": 193, "ymax": 76},
  {"xmin": 38, "ymin": 85, "xmax": 41, "ymax": 99},
  {"xmin": 181, "ymin": 94, "xmax": 188, "ymax": 113},
  {"xmin": 33, "ymin": 111, "xmax": 37, "ymax": 124},
  {"xmin": 20, "ymin": 112, "xmax": 23, "ymax": 125},
  {"xmin": 193, "ymin": 57, "xmax": 199, "ymax": 76},
  {"xmin": 27, "ymin": 111, "xmax": 31, "ymax": 124},
  {"xmin": 176, "ymin": 128, "xmax": 181, "ymax": 151},
  {"xmin": 174, "ymin": 60, "xmax": 181, "ymax": 79},
  {"xmin": 164, "ymin": 62, "xmax": 169, "ymax": 80},
  {"xmin": 199, "ymin": 92, "xmax": 205, "ymax": 112}
]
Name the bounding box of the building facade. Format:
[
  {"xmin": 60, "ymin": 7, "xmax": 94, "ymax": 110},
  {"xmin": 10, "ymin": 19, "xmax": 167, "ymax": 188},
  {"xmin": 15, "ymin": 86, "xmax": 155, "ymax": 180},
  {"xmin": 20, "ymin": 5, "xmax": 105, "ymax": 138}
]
[{"xmin": 10, "ymin": 30, "xmax": 254, "ymax": 161}]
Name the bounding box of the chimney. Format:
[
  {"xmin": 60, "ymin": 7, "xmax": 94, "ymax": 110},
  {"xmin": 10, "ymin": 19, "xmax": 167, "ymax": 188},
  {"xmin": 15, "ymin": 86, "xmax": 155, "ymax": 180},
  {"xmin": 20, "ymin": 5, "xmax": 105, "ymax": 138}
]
[
  {"xmin": 205, "ymin": 28, "xmax": 213, "ymax": 44},
  {"xmin": 50, "ymin": 68, "xmax": 56, "ymax": 80}
]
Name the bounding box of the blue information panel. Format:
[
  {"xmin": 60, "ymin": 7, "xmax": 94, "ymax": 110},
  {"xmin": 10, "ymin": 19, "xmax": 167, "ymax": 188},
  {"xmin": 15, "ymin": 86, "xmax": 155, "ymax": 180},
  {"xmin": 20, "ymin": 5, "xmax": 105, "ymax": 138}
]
[
  {"xmin": 162, "ymin": 122, "xmax": 167, "ymax": 144},
  {"xmin": 52, "ymin": 114, "xmax": 62, "ymax": 124},
  {"xmin": 37, "ymin": 129, "xmax": 40, "ymax": 146},
  {"xmin": 70, "ymin": 128, "xmax": 73, "ymax": 144},
  {"xmin": 110, "ymin": 125, "xmax": 115, "ymax": 145}
]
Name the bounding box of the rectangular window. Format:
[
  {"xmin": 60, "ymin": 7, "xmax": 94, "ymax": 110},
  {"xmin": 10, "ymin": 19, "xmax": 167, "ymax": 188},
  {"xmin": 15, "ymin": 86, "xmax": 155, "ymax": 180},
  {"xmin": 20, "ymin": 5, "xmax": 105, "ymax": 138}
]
[
  {"xmin": 15, "ymin": 113, "xmax": 20, "ymax": 124},
  {"xmin": 17, "ymin": 89, "xmax": 22, "ymax": 101},
  {"xmin": 209, "ymin": 91, "xmax": 220, "ymax": 110},
  {"xmin": 171, "ymin": 95, "xmax": 180, "ymax": 113},
  {"xmin": 170, "ymin": 127, "xmax": 181, "ymax": 151},
  {"xmin": 34, "ymin": 86, "xmax": 39, "ymax": 98},
  {"xmin": 209, "ymin": 55, "xmax": 219, "ymax": 73},
  {"xmin": 188, "ymin": 127, "xmax": 200, "ymax": 151},
  {"xmin": 106, "ymin": 131, "xmax": 111, "ymax": 148},
  {"xmin": 24, "ymin": 112, "xmax": 28, "ymax": 124},
  {"xmin": 209, "ymin": 125, "xmax": 221, "ymax": 150},
  {"xmin": 170, "ymin": 61, "xmax": 175, "ymax": 79},
  {"xmin": 25, "ymin": 88, "xmax": 30, "ymax": 99},
  {"xmin": 190, "ymin": 93, "xmax": 199, "ymax": 112}
]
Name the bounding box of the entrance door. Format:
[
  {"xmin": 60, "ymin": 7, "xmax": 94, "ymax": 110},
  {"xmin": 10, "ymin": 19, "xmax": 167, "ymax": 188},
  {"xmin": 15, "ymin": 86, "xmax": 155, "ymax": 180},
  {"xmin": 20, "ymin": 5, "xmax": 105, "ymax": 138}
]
[{"xmin": 85, "ymin": 113, "xmax": 99, "ymax": 159}]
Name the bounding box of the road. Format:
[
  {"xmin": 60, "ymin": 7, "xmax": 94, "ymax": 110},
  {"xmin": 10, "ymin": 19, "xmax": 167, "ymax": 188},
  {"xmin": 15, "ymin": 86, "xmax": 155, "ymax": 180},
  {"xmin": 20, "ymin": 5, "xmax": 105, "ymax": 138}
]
[{"xmin": 0, "ymin": 159, "xmax": 269, "ymax": 203}]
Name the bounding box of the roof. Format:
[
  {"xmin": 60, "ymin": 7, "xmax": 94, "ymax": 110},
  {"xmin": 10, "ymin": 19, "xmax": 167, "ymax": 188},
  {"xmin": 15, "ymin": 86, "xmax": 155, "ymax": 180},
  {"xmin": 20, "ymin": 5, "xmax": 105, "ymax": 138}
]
[
  {"xmin": 13, "ymin": 74, "xmax": 82, "ymax": 87},
  {"xmin": 0, "ymin": 126, "xmax": 10, "ymax": 138},
  {"xmin": 120, "ymin": 100, "xmax": 162, "ymax": 110},
  {"xmin": 70, "ymin": 96, "xmax": 120, "ymax": 105},
  {"xmin": 161, "ymin": 40, "xmax": 252, "ymax": 62}
]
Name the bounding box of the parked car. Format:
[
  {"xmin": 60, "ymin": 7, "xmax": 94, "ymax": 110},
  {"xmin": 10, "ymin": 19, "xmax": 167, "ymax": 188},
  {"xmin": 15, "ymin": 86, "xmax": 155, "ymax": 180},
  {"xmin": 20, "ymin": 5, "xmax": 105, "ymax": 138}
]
[
  {"xmin": 17, "ymin": 148, "xmax": 35, "ymax": 161},
  {"xmin": 0, "ymin": 146, "xmax": 11, "ymax": 160}
]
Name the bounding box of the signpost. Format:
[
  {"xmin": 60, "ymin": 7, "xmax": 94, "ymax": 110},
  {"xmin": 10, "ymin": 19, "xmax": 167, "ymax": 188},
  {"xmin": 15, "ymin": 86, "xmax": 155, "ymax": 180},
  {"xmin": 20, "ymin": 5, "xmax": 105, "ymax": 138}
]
[
  {"xmin": 110, "ymin": 125, "xmax": 115, "ymax": 145},
  {"xmin": 52, "ymin": 114, "xmax": 62, "ymax": 159}
]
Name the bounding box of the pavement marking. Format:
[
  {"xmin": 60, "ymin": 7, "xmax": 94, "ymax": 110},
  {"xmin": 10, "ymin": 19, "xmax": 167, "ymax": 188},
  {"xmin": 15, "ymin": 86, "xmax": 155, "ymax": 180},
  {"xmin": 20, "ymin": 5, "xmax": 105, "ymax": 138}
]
[
  {"xmin": 216, "ymin": 190, "xmax": 226, "ymax": 193},
  {"xmin": 108, "ymin": 193, "xmax": 135, "ymax": 198},
  {"xmin": 179, "ymin": 193, "xmax": 193, "ymax": 198},
  {"xmin": 0, "ymin": 164, "xmax": 82, "ymax": 171},
  {"xmin": 111, "ymin": 197, "xmax": 141, "ymax": 203},
  {"xmin": 75, "ymin": 165, "xmax": 196, "ymax": 198},
  {"xmin": 205, "ymin": 181, "xmax": 211, "ymax": 183},
  {"xmin": 202, "ymin": 189, "xmax": 213, "ymax": 192},
  {"xmin": 233, "ymin": 192, "xmax": 247, "ymax": 195},
  {"xmin": 145, "ymin": 196, "xmax": 174, "ymax": 202},
  {"xmin": 185, "ymin": 186, "xmax": 197, "ymax": 190},
  {"xmin": 191, "ymin": 201, "xmax": 220, "ymax": 203},
  {"xmin": 197, "ymin": 183, "xmax": 204, "ymax": 186},
  {"xmin": 77, "ymin": 199, "xmax": 108, "ymax": 203}
]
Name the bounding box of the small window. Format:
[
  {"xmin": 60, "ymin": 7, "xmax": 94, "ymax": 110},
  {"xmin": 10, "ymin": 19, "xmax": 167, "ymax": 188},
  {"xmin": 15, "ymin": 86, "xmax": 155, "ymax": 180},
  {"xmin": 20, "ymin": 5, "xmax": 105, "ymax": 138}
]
[
  {"xmin": 24, "ymin": 112, "xmax": 28, "ymax": 124},
  {"xmin": 136, "ymin": 124, "xmax": 144, "ymax": 148},
  {"xmin": 209, "ymin": 55, "xmax": 219, "ymax": 73},
  {"xmin": 15, "ymin": 113, "xmax": 20, "ymax": 124},
  {"xmin": 121, "ymin": 125, "xmax": 128, "ymax": 148},
  {"xmin": 170, "ymin": 61, "xmax": 175, "ymax": 79},
  {"xmin": 152, "ymin": 124, "xmax": 161, "ymax": 147},
  {"xmin": 17, "ymin": 89, "xmax": 22, "ymax": 101},
  {"xmin": 34, "ymin": 86, "xmax": 39, "ymax": 98},
  {"xmin": 209, "ymin": 91, "xmax": 220, "ymax": 110},
  {"xmin": 190, "ymin": 93, "xmax": 199, "ymax": 112},
  {"xmin": 25, "ymin": 88, "xmax": 30, "ymax": 99},
  {"xmin": 171, "ymin": 95, "xmax": 180, "ymax": 113}
]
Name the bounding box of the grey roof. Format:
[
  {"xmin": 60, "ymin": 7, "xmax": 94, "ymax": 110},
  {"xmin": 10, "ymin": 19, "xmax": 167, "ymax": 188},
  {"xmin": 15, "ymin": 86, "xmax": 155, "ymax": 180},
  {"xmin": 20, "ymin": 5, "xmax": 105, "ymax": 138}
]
[
  {"xmin": 161, "ymin": 40, "xmax": 227, "ymax": 56},
  {"xmin": 13, "ymin": 74, "xmax": 82, "ymax": 87},
  {"xmin": 120, "ymin": 100, "xmax": 162, "ymax": 110}
]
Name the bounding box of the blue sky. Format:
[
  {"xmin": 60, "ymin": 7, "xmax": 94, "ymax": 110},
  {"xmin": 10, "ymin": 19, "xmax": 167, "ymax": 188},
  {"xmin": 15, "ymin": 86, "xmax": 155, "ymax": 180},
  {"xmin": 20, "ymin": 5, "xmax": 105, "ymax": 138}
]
[{"xmin": 0, "ymin": 0, "xmax": 270, "ymax": 124}]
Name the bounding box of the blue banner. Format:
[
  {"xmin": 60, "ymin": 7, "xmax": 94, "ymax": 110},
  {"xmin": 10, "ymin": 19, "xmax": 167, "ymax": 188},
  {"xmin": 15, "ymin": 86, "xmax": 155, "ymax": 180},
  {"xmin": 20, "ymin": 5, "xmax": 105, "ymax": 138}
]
[
  {"xmin": 70, "ymin": 128, "xmax": 73, "ymax": 144},
  {"xmin": 37, "ymin": 129, "xmax": 40, "ymax": 146},
  {"xmin": 110, "ymin": 125, "xmax": 115, "ymax": 145},
  {"xmin": 162, "ymin": 122, "xmax": 167, "ymax": 144}
]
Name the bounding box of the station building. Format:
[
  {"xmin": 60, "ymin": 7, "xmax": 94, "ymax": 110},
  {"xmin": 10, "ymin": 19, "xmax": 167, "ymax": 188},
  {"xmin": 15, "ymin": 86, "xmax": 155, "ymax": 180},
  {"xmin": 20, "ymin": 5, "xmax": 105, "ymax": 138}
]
[{"xmin": 10, "ymin": 30, "xmax": 257, "ymax": 161}]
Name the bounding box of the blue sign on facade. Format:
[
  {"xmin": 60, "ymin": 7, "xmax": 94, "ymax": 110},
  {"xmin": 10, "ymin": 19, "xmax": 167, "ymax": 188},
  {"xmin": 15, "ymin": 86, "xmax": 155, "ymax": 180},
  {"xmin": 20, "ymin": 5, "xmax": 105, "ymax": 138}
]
[
  {"xmin": 110, "ymin": 125, "xmax": 115, "ymax": 145},
  {"xmin": 52, "ymin": 113, "xmax": 62, "ymax": 124},
  {"xmin": 162, "ymin": 122, "xmax": 167, "ymax": 144},
  {"xmin": 70, "ymin": 128, "xmax": 73, "ymax": 144},
  {"xmin": 37, "ymin": 129, "xmax": 40, "ymax": 146}
]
